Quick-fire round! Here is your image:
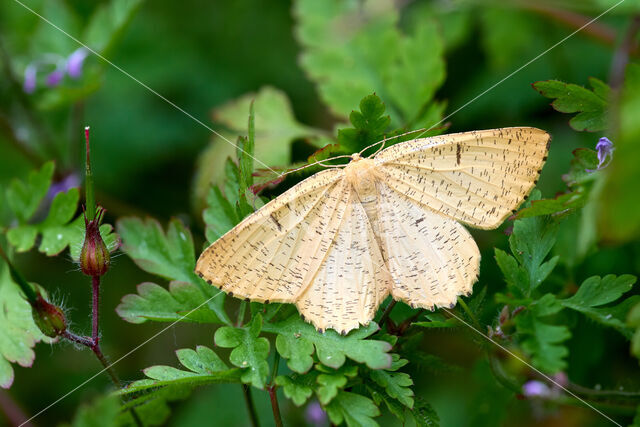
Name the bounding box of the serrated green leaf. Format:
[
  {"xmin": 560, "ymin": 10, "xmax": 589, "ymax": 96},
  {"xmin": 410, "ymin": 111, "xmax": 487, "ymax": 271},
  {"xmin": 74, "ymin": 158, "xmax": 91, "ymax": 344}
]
[
  {"xmin": 116, "ymin": 281, "xmax": 227, "ymax": 324},
  {"xmin": 533, "ymin": 79, "xmax": 609, "ymax": 132},
  {"xmin": 316, "ymin": 365, "xmax": 358, "ymax": 405},
  {"xmin": 516, "ymin": 310, "xmax": 570, "ymax": 373},
  {"xmin": 369, "ymin": 358, "xmax": 414, "ymax": 408},
  {"xmin": 565, "ymin": 275, "xmax": 636, "ymax": 308},
  {"xmin": 116, "ymin": 217, "xmax": 229, "ymax": 324},
  {"xmin": 0, "ymin": 263, "xmax": 49, "ymax": 389},
  {"xmin": 118, "ymin": 345, "xmax": 241, "ymax": 426},
  {"xmin": 366, "ymin": 382, "xmax": 405, "ymax": 421},
  {"xmin": 412, "ymin": 397, "xmax": 440, "ymax": 427},
  {"xmin": 214, "ymin": 314, "xmax": 270, "ymax": 389},
  {"xmin": 494, "ymin": 248, "xmax": 528, "ymax": 298},
  {"xmin": 6, "ymin": 161, "xmax": 54, "ymax": 223},
  {"xmin": 337, "ymin": 94, "xmax": 391, "ymax": 153},
  {"xmin": 561, "ymin": 275, "xmax": 638, "ymax": 337},
  {"xmin": 204, "ymin": 186, "xmax": 239, "ymax": 242},
  {"xmin": 325, "ymin": 391, "xmax": 380, "ymax": 427},
  {"xmin": 267, "ymin": 316, "xmax": 392, "ymax": 373},
  {"xmin": 275, "ymin": 374, "xmax": 314, "ymax": 406}
]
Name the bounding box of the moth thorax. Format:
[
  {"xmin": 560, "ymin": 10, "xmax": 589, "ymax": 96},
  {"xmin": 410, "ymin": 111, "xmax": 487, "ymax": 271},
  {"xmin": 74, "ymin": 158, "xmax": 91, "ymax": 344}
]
[{"xmin": 345, "ymin": 157, "xmax": 378, "ymax": 196}]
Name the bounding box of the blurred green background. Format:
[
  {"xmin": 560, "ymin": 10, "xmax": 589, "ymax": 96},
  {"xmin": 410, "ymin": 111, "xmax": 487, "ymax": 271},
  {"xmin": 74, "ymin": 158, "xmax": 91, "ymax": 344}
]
[{"xmin": 1, "ymin": 0, "xmax": 639, "ymax": 426}]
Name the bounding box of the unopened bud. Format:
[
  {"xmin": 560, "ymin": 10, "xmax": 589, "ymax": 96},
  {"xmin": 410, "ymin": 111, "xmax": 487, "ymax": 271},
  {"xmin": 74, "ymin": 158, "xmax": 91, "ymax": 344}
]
[
  {"xmin": 499, "ymin": 305, "xmax": 510, "ymax": 325},
  {"xmin": 80, "ymin": 206, "xmax": 110, "ymax": 276},
  {"xmin": 32, "ymin": 293, "xmax": 66, "ymax": 338}
]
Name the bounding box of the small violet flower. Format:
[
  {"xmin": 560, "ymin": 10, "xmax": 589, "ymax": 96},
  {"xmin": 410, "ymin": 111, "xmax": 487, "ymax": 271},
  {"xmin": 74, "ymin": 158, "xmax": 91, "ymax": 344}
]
[
  {"xmin": 587, "ymin": 137, "xmax": 614, "ymax": 172},
  {"xmin": 305, "ymin": 401, "xmax": 328, "ymax": 426},
  {"xmin": 22, "ymin": 48, "xmax": 89, "ymax": 93},
  {"xmin": 66, "ymin": 48, "xmax": 89, "ymax": 79},
  {"xmin": 522, "ymin": 380, "xmax": 551, "ymax": 398}
]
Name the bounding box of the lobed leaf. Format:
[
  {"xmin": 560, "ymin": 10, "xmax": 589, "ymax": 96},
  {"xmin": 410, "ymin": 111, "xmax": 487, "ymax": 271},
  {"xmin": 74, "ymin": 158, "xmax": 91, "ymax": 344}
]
[
  {"xmin": 214, "ymin": 314, "xmax": 270, "ymax": 389},
  {"xmin": 275, "ymin": 374, "xmax": 314, "ymax": 406},
  {"xmin": 5, "ymin": 161, "xmax": 54, "ymax": 223},
  {"xmin": 533, "ymin": 78, "xmax": 609, "ymax": 132},
  {"xmin": 325, "ymin": 390, "xmax": 380, "ymax": 427},
  {"xmin": 266, "ymin": 315, "xmax": 392, "ymax": 373}
]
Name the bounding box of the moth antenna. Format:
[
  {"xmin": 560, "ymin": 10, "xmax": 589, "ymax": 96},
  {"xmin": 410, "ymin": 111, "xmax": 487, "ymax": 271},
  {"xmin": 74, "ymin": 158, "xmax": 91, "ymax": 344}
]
[
  {"xmin": 358, "ymin": 127, "xmax": 429, "ymax": 158},
  {"xmin": 275, "ymin": 154, "xmax": 353, "ymax": 180}
]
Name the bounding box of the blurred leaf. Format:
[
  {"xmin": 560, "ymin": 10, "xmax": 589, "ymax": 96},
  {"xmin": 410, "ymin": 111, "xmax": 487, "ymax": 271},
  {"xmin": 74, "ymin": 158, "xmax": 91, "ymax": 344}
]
[
  {"xmin": 116, "ymin": 281, "xmax": 227, "ymax": 324},
  {"xmin": 119, "ymin": 345, "xmax": 241, "ymax": 426},
  {"xmin": 0, "ymin": 263, "xmax": 49, "ymax": 389},
  {"xmin": 117, "ymin": 217, "xmax": 229, "ymax": 324},
  {"xmin": 294, "ymin": 0, "xmax": 445, "ymax": 125},
  {"xmin": 67, "ymin": 395, "xmax": 120, "ymax": 427},
  {"xmin": 628, "ymin": 301, "xmax": 640, "ymax": 362},
  {"xmin": 267, "ymin": 316, "xmax": 392, "ymax": 373},
  {"xmin": 194, "ymin": 86, "xmax": 321, "ymax": 211},
  {"xmin": 5, "ymin": 161, "xmax": 54, "ymax": 223},
  {"xmin": 214, "ymin": 314, "xmax": 270, "ymax": 389},
  {"xmin": 367, "ymin": 382, "xmax": 406, "ymax": 421},
  {"xmin": 368, "ymin": 355, "xmax": 414, "ymax": 408},
  {"xmin": 84, "ymin": 0, "xmax": 144, "ymax": 54},
  {"xmin": 276, "ymin": 374, "xmax": 314, "ymax": 406},
  {"xmin": 324, "ymin": 390, "xmax": 380, "ymax": 427},
  {"xmin": 533, "ymin": 78, "xmax": 609, "ymax": 132},
  {"xmin": 600, "ymin": 63, "xmax": 640, "ymax": 242},
  {"xmin": 316, "ymin": 364, "xmax": 358, "ymax": 405}
]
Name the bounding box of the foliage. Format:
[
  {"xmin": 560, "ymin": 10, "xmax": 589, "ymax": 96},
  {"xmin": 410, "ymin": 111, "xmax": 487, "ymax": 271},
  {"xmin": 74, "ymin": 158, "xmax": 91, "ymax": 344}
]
[{"xmin": 1, "ymin": 1, "xmax": 640, "ymax": 426}]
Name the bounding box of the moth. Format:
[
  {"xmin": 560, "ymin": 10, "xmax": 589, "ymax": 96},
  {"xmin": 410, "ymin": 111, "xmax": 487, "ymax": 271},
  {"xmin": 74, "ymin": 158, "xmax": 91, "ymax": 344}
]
[{"xmin": 196, "ymin": 127, "xmax": 550, "ymax": 333}]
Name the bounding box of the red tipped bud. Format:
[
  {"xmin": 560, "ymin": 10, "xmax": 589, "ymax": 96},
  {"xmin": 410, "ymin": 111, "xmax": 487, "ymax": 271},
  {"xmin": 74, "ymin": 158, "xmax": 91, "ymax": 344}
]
[
  {"xmin": 80, "ymin": 206, "xmax": 110, "ymax": 277},
  {"xmin": 32, "ymin": 293, "xmax": 66, "ymax": 338}
]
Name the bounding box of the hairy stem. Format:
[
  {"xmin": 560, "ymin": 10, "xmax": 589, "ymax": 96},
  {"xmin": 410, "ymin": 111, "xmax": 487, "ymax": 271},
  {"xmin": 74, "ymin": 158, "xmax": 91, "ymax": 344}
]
[
  {"xmin": 92, "ymin": 276, "xmax": 100, "ymax": 343},
  {"xmin": 268, "ymin": 385, "xmax": 284, "ymax": 427},
  {"xmin": 242, "ymin": 384, "xmax": 260, "ymax": 427}
]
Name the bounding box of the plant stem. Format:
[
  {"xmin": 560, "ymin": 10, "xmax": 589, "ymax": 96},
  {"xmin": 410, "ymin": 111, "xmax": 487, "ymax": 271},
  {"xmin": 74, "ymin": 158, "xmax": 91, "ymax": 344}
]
[
  {"xmin": 242, "ymin": 384, "xmax": 260, "ymax": 427},
  {"xmin": 268, "ymin": 385, "xmax": 284, "ymax": 427},
  {"xmin": 378, "ymin": 299, "xmax": 397, "ymax": 328},
  {"xmin": 92, "ymin": 276, "xmax": 100, "ymax": 342},
  {"xmin": 0, "ymin": 390, "xmax": 33, "ymax": 427}
]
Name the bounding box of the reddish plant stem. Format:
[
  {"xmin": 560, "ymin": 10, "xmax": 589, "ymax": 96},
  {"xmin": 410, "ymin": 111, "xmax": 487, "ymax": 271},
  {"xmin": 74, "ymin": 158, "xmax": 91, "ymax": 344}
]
[
  {"xmin": 92, "ymin": 275, "xmax": 100, "ymax": 343},
  {"xmin": 268, "ymin": 386, "xmax": 283, "ymax": 427},
  {"xmin": 0, "ymin": 390, "xmax": 33, "ymax": 427}
]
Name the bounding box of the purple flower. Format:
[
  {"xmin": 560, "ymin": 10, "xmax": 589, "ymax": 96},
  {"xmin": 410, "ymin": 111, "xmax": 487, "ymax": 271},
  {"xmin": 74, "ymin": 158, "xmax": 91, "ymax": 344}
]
[
  {"xmin": 66, "ymin": 48, "xmax": 89, "ymax": 79},
  {"xmin": 587, "ymin": 137, "xmax": 614, "ymax": 172},
  {"xmin": 47, "ymin": 173, "xmax": 81, "ymax": 202},
  {"xmin": 23, "ymin": 64, "xmax": 37, "ymax": 93},
  {"xmin": 522, "ymin": 380, "xmax": 550, "ymax": 397},
  {"xmin": 45, "ymin": 68, "xmax": 65, "ymax": 87},
  {"xmin": 305, "ymin": 401, "xmax": 328, "ymax": 426}
]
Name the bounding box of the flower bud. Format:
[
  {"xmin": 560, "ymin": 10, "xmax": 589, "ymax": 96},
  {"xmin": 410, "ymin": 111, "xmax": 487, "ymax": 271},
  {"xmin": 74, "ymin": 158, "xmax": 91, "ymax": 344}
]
[
  {"xmin": 80, "ymin": 207, "xmax": 110, "ymax": 276},
  {"xmin": 32, "ymin": 293, "xmax": 66, "ymax": 338}
]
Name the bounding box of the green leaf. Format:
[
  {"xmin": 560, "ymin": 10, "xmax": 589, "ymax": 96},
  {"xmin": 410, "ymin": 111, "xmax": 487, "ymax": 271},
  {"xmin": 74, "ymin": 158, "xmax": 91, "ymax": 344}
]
[
  {"xmin": 295, "ymin": 0, "xmax": 445, "ymax": 126},
  {"xmin": 367, "ymin": 382, "xmax": 406, "ymax": 421},
  {"xmin": 494, "ymin": 248, "xmax": 528, "ymax": 298},
  {"xmin": 118, "ymin": 345, "xmax": 241, "ymax": 426},
  {"xmin": 68, "ymin": 395, "xmax": 120, "ymax": 427},
  {"xmin": 5, "ymin": 161, "xmax": 54, "ymax": 223},
  {"xmin": 562, "ymin": 275, "xmax": 637, "ymax": 337},
  {"xmin": 316, "ymin": 365, "xmax": 358, "ymax": 405},
  {"xmin": 337, "ymin": 94, "xmax": 390, "ymax": 153},
  {"xmin": 194, "ymin": 87, "xmax": 322, "ymax": 211},
  {"xmin": 533, "ymin": 78, "xmax": 609, "ymax": 132},
  {"xmin": 411, "ymin": 397, "xmax": 440, "ymax": 427},
  {"xmin": 214, "ymin": 314, "xmax": 270, "ymax": 389},
  {"xmin": 117, "ymin": 217, "xmax": 229, "ymax": 324},
  {"xmin": 116, "ymin": 281, "xmax": 227, "ymax": 324},
  {"xmin": 203, "ymin": 186, "xmax": 239, "ymax": 242},
  {"xmin": 275, "ymin": 374, "xmax": 314, "ymax": 406},
  {"xmin": 325, "ymin": 391, "xmax": 380, "ymax": 427},
  {"xmin": 0, "ymin": 263, "xmax": 49, "ymax": 389},
  {"xmin": 628, "ymin": 301, "xmax": 640, "ymax": 362},
  {"xmin": 368, "ymin": 355, "xmax": 414, "ymax": 408},
  {"xmin": 267, "ymin": 316, "xmax": 392, "ymax": 373},
  {"xmin": 515, "ymin": 308, "xmax": 570, "ymax": 373},
  {"xmin": 84, "ymin": 0, "xmax": 144, "ymax": 54},
  {"xmin": 564, "ymin": 275, "xmax": 636, "ymax": 308}
]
